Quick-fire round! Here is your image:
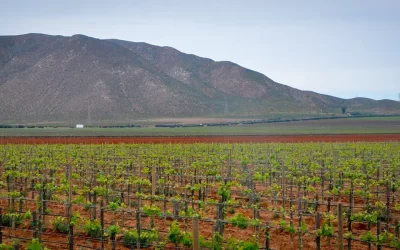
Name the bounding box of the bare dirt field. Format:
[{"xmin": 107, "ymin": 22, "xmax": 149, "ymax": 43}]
[{"xmin": 1, "ymin": 134, "xmax": 400, "ymax": 144}]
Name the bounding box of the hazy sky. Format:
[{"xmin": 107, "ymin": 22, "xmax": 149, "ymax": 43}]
[{"xmin": 1, "ymin": 0, "xmax": 399, "ymax": 100}]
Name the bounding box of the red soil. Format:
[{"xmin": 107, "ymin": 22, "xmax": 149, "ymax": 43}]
[{"xmin": 0, "ymin": 134, "xmax": 399, "ymax": 144}]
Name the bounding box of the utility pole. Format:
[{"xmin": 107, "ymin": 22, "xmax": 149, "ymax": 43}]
[{"xmin": 87, "ymin": 104, "xmax": 92, "ymax": 126}]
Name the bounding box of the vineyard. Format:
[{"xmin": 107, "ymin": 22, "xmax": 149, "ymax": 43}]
[{"xmin": 0, "ymin": 142, "xmax": 399, "ymax": 249}]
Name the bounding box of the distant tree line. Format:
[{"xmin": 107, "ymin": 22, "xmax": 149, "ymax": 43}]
[
  {"xmin": 0, "ymin": 124, "xmax": 141, "ymax": 129},
  {"xmin": 155, "ymin": 113, "xmax": 399, "ymax": 128},
  {"xmin": 0, "ymin": 113, "xmax": 398, "ymax": 129},
  {"xmin": 0, "ymin": 124, "xmax": 25, "ymax": 128},
  {"xmin": 98, "ymin": 125, "xmax": 141, "ymax": 128}
]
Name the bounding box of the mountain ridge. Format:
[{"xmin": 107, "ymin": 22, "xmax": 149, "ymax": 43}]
[{"xmin": 0, "ymin": 33, "xmax": 398, "ymax": 123}]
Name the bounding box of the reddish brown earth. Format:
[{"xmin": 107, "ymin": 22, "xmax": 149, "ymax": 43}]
[{"xmin": 0, "ymin": 134, "xmax": 400, "ymax": 144}]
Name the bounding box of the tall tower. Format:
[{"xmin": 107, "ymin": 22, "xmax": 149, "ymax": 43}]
[{"xmin": 398, "ymin": 93, "xmax": 400, "ymax": 102}]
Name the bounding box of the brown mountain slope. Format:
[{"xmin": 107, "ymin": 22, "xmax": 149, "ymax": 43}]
[{"xmin": 0, "ymin": 33, "xmax": 398, "ymax": 123}]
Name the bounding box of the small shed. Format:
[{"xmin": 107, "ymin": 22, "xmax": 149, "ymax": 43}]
[{"xmin": 76, "ymin": 124, "xmax": 84, "ymax": 128}]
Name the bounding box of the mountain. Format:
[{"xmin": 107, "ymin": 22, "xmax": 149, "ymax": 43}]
[{"xmin": 0, "ymin": 33, "xmax": 398, "ymax": 123}]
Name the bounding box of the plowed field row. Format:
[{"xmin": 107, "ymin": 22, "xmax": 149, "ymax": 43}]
[{"xmin": 1, "ymin": 134, "xmax": 400, "ymax": 144}]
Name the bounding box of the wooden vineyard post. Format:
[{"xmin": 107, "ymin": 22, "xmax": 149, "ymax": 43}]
[
  {"xmin": 68, "ymin": 164, "xmax": 73, "ymax": 217},
  {"xmin": 386, "ymin": 181, "xmax": 390, "ymax": 231},
  {"xmin": 377, "ymin": 165, "xmax": 382, "ymax": 200},
  {"xmin": 68, "ymin": 224, "xmax": 74, "ymax": 250},
  {"xmin": 211, "ymin": 227, "xmax": 215, "ymax": 250},
  {"xmin": 42, "ymin": 177, "xmax": 47, "ymax": 230},
  {"xmin": 314, "ymin": 194, "xmax": 319, "ymax": 213},
  {"xmin": 100, "ymin": 200, "xmax": 105, "ymax": 250},
  {"xmin": 347, "ymin": 181, "xmax": 353, "ymax": 250},
  {"xmin": 18, "ymin": 197, "xmax": 22, "ymax": 214},
  {"xmin": 121, "ymin": 195, "xmax": 125, "ymax": 227},
  {"xmin": 316, "ymin": 212, "xmax": 321, "ymax": 250},
  {"xmin": 298, "ymin": 212, "xmax": 303, "ymax": 250},
  {"xmin": 10, "ymin": 197, "xmax": 15, "ymax": 213},
  {"xmin": 217, "ymin": 179, "xmax": 228, "ymax": 236},
  {"xmin": 192, "ymin": 216, "xmax": 200, "ymax": 250},
  {"xmin": 151, "ymin": 165, "xmax": 156, "ymax": 229},
  {"xmin": 6, "ymin": 176, "xmax": 10, "ymax": 207},
  {"xmin": 111, "ymin": 230, "xmax": 116, "ymax": 250},
  {"xmin": 327, "ymin": 197, "xmax": 331, "ymax": 212},
  {"xmin": 337, "ymin": 202, "xmax": 344, "ymax": 250},
  {"xmin": 198, "ymin": 179, "xmax": 203, "ymax": 206},
  {"xmin": 136, "ymin": 197, "xmax": 141, "ymax": 250},
  {"xmin": 191, "ymin": 180, "xmax": 195, "ymax": 210},
  {"xmin": 184, "ymin": 189, "xmax": 188, "ymax": 231},
  {"xmin": 0, "ymin": 208, "xmax": 2, "ymax": 244},
  {"xmin": 93, "ymin": 192, "xmax": 97, "ymax": 220},
  {"xmin": 11, "ymin": 214, "xmax": 15, "ymax": 236},
  {"xmin": 395, "ymin": 220, "xmax": 399, "ymax": 250},
  {"xmin": 173, "ymin": 200, "xmax": 179, "ymax": 218},
  {"xmin": 163, "ymin": 189, "xmax": 167, "ymax": 221},
  {"xmin": 265, "ymin": 222, "xmax": 270, "ymax": 250},
  {"xmin": 31, "ymin": 179, "xmax": 35, "ymax": 199},
  {"xmin": 228, "ymin": 149, "xmax": 232, "ymax": 179},
  {"xmin": 297, "ymin": 196, "xmax": 302, "ymax": 212},
  {"xmin": 152, "ymin": 166, "xmax": 156, "ymax": 197},
  {"xmin": 128, "ymin": 184, "xmax": 132, "ymax": 208},
  {"xmin": 32, "ymin": 211, "xmax": 37, "ymax": 238},
  {"xmin": 67, "ymin": 164, "xmax": 73, "ymax": 249},
  {"xmin": 13, "ymin": 243, "xmax": 19, "ymax": 250},
  {"xmin": 38, "ymin": 188, "xmax": 42, "ymax": 241},
  {"xmin": 88, "ymin": 191, "xmax": 92, "ymax": 218},
  {"xmin": 377, "ymin": 219, "xmax": 382, "ymax": 250}
]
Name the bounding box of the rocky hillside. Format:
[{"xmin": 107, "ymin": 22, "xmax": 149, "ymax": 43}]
[{"xmin": 0, "ymin": 33, "xmax": 398, "ymax": 123}]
